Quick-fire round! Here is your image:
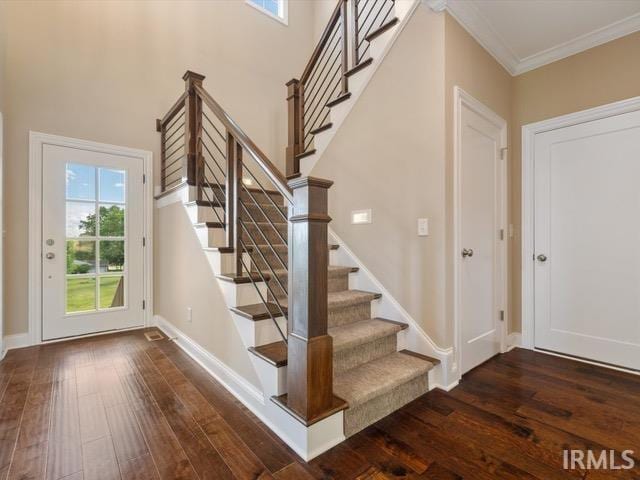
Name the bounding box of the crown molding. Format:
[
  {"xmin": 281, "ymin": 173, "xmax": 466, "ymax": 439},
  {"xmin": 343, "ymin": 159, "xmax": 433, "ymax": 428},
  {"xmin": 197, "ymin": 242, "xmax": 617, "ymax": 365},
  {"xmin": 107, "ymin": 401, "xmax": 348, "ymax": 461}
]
[{"xmin": 424, "ymin": 0, "xmax": 640, "ymax": 76}]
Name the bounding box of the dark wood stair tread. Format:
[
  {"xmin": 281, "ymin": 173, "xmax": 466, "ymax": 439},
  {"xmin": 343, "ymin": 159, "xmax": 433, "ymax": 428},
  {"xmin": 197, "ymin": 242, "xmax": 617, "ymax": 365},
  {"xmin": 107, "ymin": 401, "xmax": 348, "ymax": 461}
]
[
  {"xmin": 271, "ymin": 393, "xmax": 348, "ymax": 427},
  {"xmin": 326, "ymin": 92, "xmax": 351, "ymax": 108},
  {"xmin": 231, "ymin": 303, "xmax": 286, "ymax": 320},
  {"xmin": 202, "ymin": 182, "xmax": 283, "ymax": 198},
  {"xmin": 248, "ymin": 341, "xmax": 287, "ymax": 367},
  {"xmin": 216, "ymin": 272, "xmax": 270, "ymax": 284},
  {"xmin": 364, "ymin": 17, "xmax": 399, "ymax": 42},
  {"xmin": 295, "ymin": 149, "xmax": 316, "ymax": 161},
  {"xmin": 194, "ymin": 221, "xmax": 224, "ymax": 229},
  {"xmin": 309, "ymin": 123, "xmax": 333, "ymax": 135},
  {"xmin": 345, "ymin": 58, "xmax": 373, "ymax": 77},
  {"xmin": 399, "ymin": 349, "xmax": 441, "ymax": 365}
]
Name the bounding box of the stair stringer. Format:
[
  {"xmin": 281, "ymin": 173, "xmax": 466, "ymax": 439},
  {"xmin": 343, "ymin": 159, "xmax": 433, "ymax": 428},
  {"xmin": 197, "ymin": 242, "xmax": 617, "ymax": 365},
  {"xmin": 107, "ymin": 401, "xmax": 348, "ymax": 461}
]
[
  {"xmin": 155, "ymin": 185, "xmax": 346, "ymax": 461},
  {"xmin": 328, "ymin": 228, "xmax": 458, "ymax": 390},
  {"xmin": 299, "ymin": 0, "xmax": 422, "ymax": 177}
]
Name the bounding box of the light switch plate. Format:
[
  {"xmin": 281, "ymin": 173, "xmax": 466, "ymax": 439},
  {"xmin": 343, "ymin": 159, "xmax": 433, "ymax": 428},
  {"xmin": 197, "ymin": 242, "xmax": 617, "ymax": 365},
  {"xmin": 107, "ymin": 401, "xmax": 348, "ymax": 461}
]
[
  {"xmin": 418, "ymin": 218, "xmax": 429, "ymax": 236},
  {"xmin": 351, "ymin": 209, "xmax": 372, "ymax": 224}
]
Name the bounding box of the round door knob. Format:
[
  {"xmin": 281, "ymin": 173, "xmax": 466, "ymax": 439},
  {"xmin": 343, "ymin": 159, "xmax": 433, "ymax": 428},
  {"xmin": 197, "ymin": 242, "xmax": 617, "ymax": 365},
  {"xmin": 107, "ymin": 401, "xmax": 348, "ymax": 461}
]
[
  {"xmin": 45, "ymin": 252, "xmax": 55, "ymax": 260},
  {"xmin": 462, "ymin": 248, "xmax": 474, "ymax": 258},
  {"xmin": 537, "ymin": 254, "xmax": 547, "ymax": 262}
]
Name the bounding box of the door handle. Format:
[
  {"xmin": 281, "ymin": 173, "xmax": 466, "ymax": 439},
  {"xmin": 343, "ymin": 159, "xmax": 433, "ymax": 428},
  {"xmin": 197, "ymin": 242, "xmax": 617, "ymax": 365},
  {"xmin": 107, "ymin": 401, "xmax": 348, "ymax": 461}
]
[
  {"xmin": 537, "ymin": 254, "xmax": 547, "ymax": 262},
  {"xmin": 462, "ymin": 248, "xmax": 474, "ymax": 258},
  {"xmin": 45, "ymin": 252, "xmax": 55, "ymax": 260}
]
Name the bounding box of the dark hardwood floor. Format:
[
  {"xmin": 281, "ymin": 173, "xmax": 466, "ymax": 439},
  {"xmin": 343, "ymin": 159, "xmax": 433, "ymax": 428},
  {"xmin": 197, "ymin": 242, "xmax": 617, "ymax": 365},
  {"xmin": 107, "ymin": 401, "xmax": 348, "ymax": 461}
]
[{"xmin": 1, "ymin": 329, "xmax": 639, "ymax": 479}]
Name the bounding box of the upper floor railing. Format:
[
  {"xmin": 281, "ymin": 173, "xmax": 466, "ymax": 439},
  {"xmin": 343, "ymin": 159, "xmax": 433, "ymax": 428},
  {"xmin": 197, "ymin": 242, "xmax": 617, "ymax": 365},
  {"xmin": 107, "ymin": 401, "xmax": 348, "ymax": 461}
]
[
  {"xmin": 286, "ymin": 0, "xmax": 396, "ymax": 178},
  {"xmin": 157, "ymin": 71, "xmax": 342, "ymax": 425}
]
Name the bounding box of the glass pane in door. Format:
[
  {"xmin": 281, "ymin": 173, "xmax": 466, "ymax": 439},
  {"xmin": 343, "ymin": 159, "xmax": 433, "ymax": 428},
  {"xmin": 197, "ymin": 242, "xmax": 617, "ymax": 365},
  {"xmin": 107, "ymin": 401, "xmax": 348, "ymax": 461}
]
[
  {"xmin": 100, "ymin": 275, "xmax": 124, "ymax": 308},
  {"xmin": 67, "ymin": 277, "xmax": 96, "ymax": 313}
]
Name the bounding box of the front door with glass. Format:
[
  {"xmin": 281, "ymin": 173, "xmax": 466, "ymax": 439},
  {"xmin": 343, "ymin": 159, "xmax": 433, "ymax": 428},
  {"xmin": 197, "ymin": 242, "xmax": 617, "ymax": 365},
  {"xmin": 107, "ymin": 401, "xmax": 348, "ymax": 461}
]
[{"xmin": 42, "ymin": 144, "xmax": 144, "ymax": 341}]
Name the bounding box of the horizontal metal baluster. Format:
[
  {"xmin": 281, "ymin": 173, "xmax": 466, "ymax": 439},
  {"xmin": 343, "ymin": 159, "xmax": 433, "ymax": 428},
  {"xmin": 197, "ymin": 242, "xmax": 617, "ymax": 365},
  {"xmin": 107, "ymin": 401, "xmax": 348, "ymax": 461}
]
[
  {"xmin": 163, "ymin": 163, "xmax": 184, "ymax": 181},
  {"xmin": 303, "ymin": 63, "xmax": 341, "ymax": 129},
  {"xmin": 236, "ymin": 237, "xmax": 288, "ymax": 343},
  {"xmin": 303, "ymin": 24, "xmax": 341, "ymax": 92},
  {"xmin": 162, "ymin": 124, "xmax": 185, "ymax": 145},
  {"xmin": 202, "ymin": 127, "xmax": 227, "ymax": 159},
  {"xmin": 239, "ymin": 183, "xmax": 288, "ymax": 247},
  {"xmin": 165, "ymin": 142, "xmax": 185, "ymax": 160},
  {"xmin": 237, "ymin": 230, "xmax": 289, "ymax": 312},
  {"xmin": 303, "ymin": 54, "xmax": 342, "ymax": 125},
  {"xmin": 203, "ymin": 111, "xmax": 227, "ymax": 142},
  {"xmin": 237, "ymin": 202, "xmax": 288, "ymax": 292},
  {"xmin": 358, "ymin": 1, "xmax": 393, "ymax": 48},
  {"xmin": 164, "ymin": 110, "xmax": 185, "ymax": 134},
  {"xmin": 304, "ymin": 77, "xmax": 341, "ymax": 133},
  {"xmin": 303, "ymin": 29, "xmax": 342, "ymax": 99},
  {"xmin": 161, "ymin": 154, "xmax": 186, "ymax": 173},
  {"xmin": 242, "ymin": 164, "xmax": 290, "ymax": 221},
  {"xmin": 162, "ymin": 132, "xmax": 185, "ymax": 154},
  {"xmin": 163, "ymin": 176, "xmax": 183, "ymax": 189}
]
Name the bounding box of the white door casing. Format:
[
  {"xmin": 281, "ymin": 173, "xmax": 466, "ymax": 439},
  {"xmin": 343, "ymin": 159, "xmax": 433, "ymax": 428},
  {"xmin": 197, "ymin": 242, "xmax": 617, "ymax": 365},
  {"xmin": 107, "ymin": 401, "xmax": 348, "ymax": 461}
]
[
  {"xmin": 454, "ymin": 87, "xmax": 507, "ymax": 376},
  {"xmin": 0, "ymin": 113, "xmax": 3, "ymax": 357},
  {"xmin": 29, "ymin": 132, "xmax": 153, "ymax": 344},
  {"xmin": 522, "ymin": 95, "xmax": 640, "ymax": 371},
  {"xmin": 533, "ymin": 109, "xmax": 640, "ymax": 370}
]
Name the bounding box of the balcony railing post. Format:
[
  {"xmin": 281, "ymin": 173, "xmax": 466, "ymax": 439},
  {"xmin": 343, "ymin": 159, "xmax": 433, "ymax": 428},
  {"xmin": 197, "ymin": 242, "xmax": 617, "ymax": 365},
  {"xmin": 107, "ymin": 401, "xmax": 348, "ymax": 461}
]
[
  {"xmin": 340, "ymin": 0, "xmax": 349, "ymax": 94},
  {"xmin": 285, "ymin": 176, "xmax": 344, "ymax": 423},
  {"xmin": 350, "ymin": 0, "xmax": 359, "ymax": 66},
  {"xmin": 156, "ymin": 118, "xmax": 166, "ymax": 192},
  {"xmin": 183, "ymin": 70, "xmax": 205, "ymax": 192},
  {"xmin": 225, "ymin": 133, "xmax": 243, "ymax": 275},
  {"xmin": 225, "ymin": 132, "xmax": 236, "ymax": 251},
  {"xmin": 285, "ymin": 78, "xmax": 303, "ymax": 179}
]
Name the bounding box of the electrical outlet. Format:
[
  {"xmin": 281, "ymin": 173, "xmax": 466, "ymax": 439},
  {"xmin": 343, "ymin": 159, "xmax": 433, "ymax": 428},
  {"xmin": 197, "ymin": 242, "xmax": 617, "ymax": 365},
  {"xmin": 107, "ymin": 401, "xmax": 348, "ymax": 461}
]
[
  {"xmin": 418, "ymin": 218, "xmax": 429, "ymax": 236},
  {"xmin": 187, "ymin": 307, "xmax": 193, "ymax": 323}
]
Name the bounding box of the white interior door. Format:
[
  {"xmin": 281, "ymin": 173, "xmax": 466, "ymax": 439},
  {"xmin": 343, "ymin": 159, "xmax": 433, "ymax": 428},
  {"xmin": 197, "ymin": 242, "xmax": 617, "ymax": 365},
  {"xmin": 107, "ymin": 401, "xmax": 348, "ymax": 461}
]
[
  {"xmin": 42, "ymin": 144, "xmax": 145, "ymax": 341},
  {"xmin": 534, "ymin": 109, "xmax": 640, "ymax": 370},
  {"xmin": 459, "ymin": 102, "xmax": 505, "ymax": 375}
]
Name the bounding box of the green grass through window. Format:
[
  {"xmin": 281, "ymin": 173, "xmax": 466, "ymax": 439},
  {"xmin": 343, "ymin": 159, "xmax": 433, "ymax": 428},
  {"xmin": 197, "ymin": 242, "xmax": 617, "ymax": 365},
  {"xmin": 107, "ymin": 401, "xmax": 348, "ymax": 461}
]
[{"xmin": 67, "ymin": 276, "xmax": 123, "ymax": 313}]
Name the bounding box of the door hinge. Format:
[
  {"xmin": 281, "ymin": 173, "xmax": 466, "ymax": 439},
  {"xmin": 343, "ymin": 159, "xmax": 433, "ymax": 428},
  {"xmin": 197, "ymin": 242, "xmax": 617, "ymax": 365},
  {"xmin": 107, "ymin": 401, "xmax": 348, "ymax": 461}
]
[
  {"xmin": 143, "ymin": 174, "xmax": 146, "ymax": 184},
  {"xmin": 499, "ymin": 229, "xmax": 504, "ymax": 240},
  {"xmin": 143, "ymin": 237, "xmax": 146, "ymax": 247},
  {"xmin": 500, "ymin": 147, "xmax": 508, "ymax": 160},
  {"xmin": 143, "ymin": 300, "xmax": 146, "ymax": 310},
  {"xmin": 499, "ymin": 310, "xmax": 505, "ymax": 321}
]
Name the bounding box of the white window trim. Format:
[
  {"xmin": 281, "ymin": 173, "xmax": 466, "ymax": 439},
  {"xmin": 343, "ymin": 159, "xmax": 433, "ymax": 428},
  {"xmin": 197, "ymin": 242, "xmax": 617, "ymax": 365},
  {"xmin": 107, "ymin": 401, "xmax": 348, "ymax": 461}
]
[{"xmin": 245, "ymin": 0, "xmax": 288, "ymax": 26}]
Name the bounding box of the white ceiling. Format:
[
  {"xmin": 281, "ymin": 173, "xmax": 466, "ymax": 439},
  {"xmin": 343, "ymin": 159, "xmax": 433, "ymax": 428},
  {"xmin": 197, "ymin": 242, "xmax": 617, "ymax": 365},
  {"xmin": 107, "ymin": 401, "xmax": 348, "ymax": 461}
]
[{"xmin": 427, "ymin": 0, "xmax": 640, "ymax": 75}]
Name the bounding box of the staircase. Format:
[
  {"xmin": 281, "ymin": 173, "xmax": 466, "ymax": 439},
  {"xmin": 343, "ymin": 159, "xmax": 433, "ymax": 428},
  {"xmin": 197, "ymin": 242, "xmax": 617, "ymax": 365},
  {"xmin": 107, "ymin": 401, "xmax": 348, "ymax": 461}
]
[{"xmin": 155, "ymin": 0, "xmax": 440, "ymax": 459}]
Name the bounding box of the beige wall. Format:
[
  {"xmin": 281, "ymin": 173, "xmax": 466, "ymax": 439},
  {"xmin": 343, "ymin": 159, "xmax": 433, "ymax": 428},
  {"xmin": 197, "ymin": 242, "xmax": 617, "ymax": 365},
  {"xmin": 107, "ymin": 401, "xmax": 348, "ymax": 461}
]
[
  {"xmin": 312, "ymin": 7, "xmax": 512, "ymax": 348},
  {"xmin": 3, "ymin": 0, "xmax": 316, "ymax": 336},
  {"xmin": 313, "ymin": 7, "xmax": 450, "ymax": 346},
  {"xmin": 443, "ymin": 13, "xmax": 514, "ymax": 332},
  {"xmin": 510, "ymin": 31, "xmax": 640, "ymax": 332}
]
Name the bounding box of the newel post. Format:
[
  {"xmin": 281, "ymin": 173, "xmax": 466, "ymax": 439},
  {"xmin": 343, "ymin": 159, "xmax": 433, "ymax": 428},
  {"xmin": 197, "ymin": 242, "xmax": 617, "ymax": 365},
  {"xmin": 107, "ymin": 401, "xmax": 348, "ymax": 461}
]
[
  {"xmin": 284, "ymin": 177, "xmax": 346, "ymax": 424},
  {"xmin": 183, "ymin": 71, "xmax": 205, "ymax": 193},
  {"xmin": 285, "ymin": 79, "xmax": 303, "ymax": 179}
]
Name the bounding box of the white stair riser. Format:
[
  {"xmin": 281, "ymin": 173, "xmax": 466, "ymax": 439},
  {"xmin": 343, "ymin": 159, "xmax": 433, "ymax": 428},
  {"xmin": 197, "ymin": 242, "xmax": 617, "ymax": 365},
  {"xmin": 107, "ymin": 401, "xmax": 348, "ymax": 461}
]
[
  {"xmin": 194, "ymin": 225, "xmax": 225, "ymax": 248},
  {"xmin": 205, "ymin": 251, "xmax": 252, "ymax": 276},
  {"xmin": 217, "ymin": 281, "xmax": 266, "ymax": 307},
  {"xmin": 231, "ymin": 312, "xmax": 287, "ymax": 347},
  {"xmin": 185, "ymin": 204, "xmax": 225, "ymax": 224},
  {"xmin": 249, "ymin": 357, "xmax": 287, "ymax": 397}
]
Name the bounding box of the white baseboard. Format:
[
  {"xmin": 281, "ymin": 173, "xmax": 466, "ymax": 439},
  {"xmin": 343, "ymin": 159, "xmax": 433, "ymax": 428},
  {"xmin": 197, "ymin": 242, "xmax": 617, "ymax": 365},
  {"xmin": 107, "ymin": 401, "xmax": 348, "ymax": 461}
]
[
  {"xmin": 153, "ymin": 315, "xmax": 344, "ymax": 461},
  {"xmin": 154, "ymin": 315, "xmax": 264, "ymax": 405},
  {"xmin": 507, "ymin": 332, "xmax": 522, "ymax": 352},
  {"xmin": 4, "ymin": 333, "xmax": 31, "ymax": 352}
]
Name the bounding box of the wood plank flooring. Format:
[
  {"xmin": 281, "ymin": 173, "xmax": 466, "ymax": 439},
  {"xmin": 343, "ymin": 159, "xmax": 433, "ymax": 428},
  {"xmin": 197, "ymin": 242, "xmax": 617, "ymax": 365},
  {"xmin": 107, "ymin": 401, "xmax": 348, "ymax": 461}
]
[{"xmin": 1, "ymin": 329, "xmax": 639, "ymax": 479}]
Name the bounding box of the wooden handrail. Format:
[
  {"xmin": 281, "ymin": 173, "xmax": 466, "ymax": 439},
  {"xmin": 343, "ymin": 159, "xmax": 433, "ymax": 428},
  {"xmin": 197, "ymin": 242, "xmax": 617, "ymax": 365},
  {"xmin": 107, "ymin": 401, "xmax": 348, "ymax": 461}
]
[
  {"xmin": 159, "ymin": 91, "xmax": 188, "ymax": 127},
  {"xmin": 194, "ymin": 84, "xmax": 293, "ymax": 203},
  {"xmin": 300, "ymin": 0, "xmax": 344, "ymax": 85}
]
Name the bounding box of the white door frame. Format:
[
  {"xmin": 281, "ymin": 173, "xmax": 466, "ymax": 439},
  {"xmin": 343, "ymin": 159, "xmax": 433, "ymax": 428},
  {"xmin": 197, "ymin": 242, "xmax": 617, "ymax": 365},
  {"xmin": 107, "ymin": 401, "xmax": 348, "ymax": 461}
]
[
  {"xmin": 28, "ymin": 132, "xmax": 153, "ymax": 345},
  {"xmin": 453, "ymin": 87, "xmax": 508, "ymax": 379},
  {"xmin": 521, "ymin": 95, "xmax": 640, "ymax": 350},
  {"xmin": 0, "ymin": 113, "xmax": 3, "ymax": 359}
]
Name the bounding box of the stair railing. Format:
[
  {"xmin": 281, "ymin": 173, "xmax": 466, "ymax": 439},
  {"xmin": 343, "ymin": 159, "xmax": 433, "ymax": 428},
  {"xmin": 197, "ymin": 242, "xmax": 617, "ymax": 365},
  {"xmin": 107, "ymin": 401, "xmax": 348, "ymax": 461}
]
[
  {"xmin": 285, "ymin": 0, "xmax": 396, "ymax": 178},
  {"xmin": 157, "ymin": 71, "xmax": 343, "ymax": 425}
]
